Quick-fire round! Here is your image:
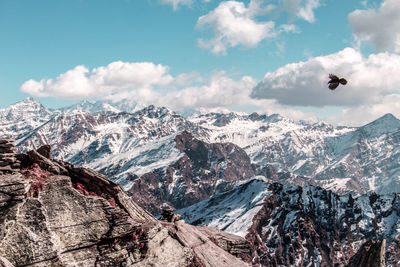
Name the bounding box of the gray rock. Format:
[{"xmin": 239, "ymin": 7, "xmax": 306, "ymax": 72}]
[
  {"xmin": 0, "ymin": 144, "xmax": 250, "ymax": 266},
  {"xmin": 0, "ymin": 256, "xmax": 14, "ymax": 267}
]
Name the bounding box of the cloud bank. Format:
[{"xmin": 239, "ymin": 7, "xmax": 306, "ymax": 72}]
[
  {"xmin": 349, "ymin": 0, "xmax": 400, "ymax": 53},
  {"xmin": 20, "ymin": 62, "xmax": 174, "ymax": 100},
  {"xmin": 251, "ymin": 47, "xmax": 400, "ymax": 107}
]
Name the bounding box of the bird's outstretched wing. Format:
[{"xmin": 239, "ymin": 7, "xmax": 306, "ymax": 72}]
[
  {"xmin": 329, "ymin": 82, "xmax": 339, "ymax": 90},
  {"xmin": 339, "ymin": 78, "xmax": 347, "ymax": 85},
  {"xmin": 329, "ymin": 74, "xmax": 339, "ymax": 81}
]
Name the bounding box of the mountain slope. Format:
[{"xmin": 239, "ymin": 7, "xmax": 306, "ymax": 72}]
[
  {"xmin": 0, "ymin": 97, "xmax": 54, "ymax": 141},
  {"xmin": 2, "ymin": 98, "xmax": 400, "ymax": 196},
  {"xmin": 191, "ymin": 111, "xmax": 400, "ymax": 195},
  {"xmin": 178, "ymin": 177, "xmax": 400, "ymax": 266}
]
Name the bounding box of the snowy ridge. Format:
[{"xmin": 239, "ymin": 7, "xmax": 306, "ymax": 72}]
[
  {"xmin": 0, "ymin": 97, "xmax": 53, "ymax": 140},
  {"xmin": 2, "ymin": 97, "xmax": 400, "ymax": 196},
  {"xmin": 178, "ymin": 176, "xmax": 272, "ymax": 237},
  {"xmin": 179, "ymin": 177, "xmax": 400, "ymax": 266},
  {"xmin": 191, "ymin": 111, "xmax": 400, "ymax": 195}
]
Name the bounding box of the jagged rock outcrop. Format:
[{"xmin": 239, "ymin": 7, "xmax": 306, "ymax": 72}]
[
  {"xmin": 179, "ymin": 178, "xmax": 400, "ymax": 266},
  {"xmin": 128, "ymin": 131, "xmax": 255, "ymax": 215},
  {"xmin": 0, "ymin": 141, "xmax": 250, "ymax": 266},
  {"xmin": 0, "ymin": 139, "xmax": 20, "ymax": 174},
  {"xmin": 247, "ymin": 183, "xmax": 400, "ymax": 266},
  {"xmin": 347, "ymin": 239, "xmax": 386, "ymax": 267}
]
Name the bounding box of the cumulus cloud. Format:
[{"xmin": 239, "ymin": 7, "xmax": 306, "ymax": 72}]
[
  {"xmin": 196, "ymin": 1, "xmax": 276, "ymax": 55},
  {"xmin": 251, "ymin": 47, "xmax": 400, "ymax": 107},
  {"xmin": 349, "ymin": 0, "xmax": 400, "ymax": 53},
  {"xmin": 20, "ymin": 62, "xmax": 175, "ymax": 100},
  {"xmin": 196, "ymin": 0, "xmax": 318, "ymax": 54}
]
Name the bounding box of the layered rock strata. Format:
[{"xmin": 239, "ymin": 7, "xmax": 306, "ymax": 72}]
[{"xmin": 0, "ymin": 139, "xmax": 20, "ymax": 174}]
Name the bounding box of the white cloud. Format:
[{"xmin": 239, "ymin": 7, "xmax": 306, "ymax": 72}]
[
  {"xmin": 349, "ymin": 0, "xmax": 400, "ymax": 53},
  {"xmin": 20, "ymin": 62, "xmax": 175, "ymax": 100},
  {"xmin": 196, "ymin": 1, "xmax": 276, "ymax": 55},
  {"xmin": 251, "ymin": 47, "xmax": 400, "ymax": 107},
  {"xmin": 159, "ymin": 71, "xmax": 258, "ymax": 110},
  {"xmin": 160, "ymin": 0, "xmax": 211, "ymax": 10},
  {"xmin": 279, "ymin": 0, "xmax": 321, "ymax": 23},
  {"xmin": 20, "ymin": 61, "xmax": 316, "ymax": 122},
  {"xmin": 327, "ymin": 94, "xmax": 400, "ymax": 126},
  {"xmin": 297, "ymin": 0, "xmax": 320, "ymax": 23}
]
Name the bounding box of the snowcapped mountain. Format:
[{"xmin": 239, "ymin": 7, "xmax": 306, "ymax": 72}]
[
  {"xmin": 191, "ymin": 111, "xmax": 400, "ymax": 195},
  {"xmin": 55, "ymin": 99, "xmax": 122, "ymax": 114},
  {"xmin": 1, "ymin": 97, "xmax": 400, "ymax": 197},
  {"xmin": 0, "ymin": 97, "xmax": 54, "ymax": 141},
  {"xmin": 3, "ymin": 97, "xmax": 400, "ymax": 265},
  {"xmin": 178, "ymin": 177, "xmax": 400, "ymax": 266},
  {"xmin": 6, "ymin": 100, "xmax": 207, "ymax": 191},
  {"xmin": 127, "ymin": 131, "xmax": 256, "ymax": 214}
]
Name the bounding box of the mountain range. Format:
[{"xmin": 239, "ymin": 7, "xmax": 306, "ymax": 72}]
[
  {"xmin": 1, "ymin": 97, "xmax": 400, "ymax": 265},
  {"xmin": 2, "ymin": 97, "xmax": 399, "ymax": 196}
]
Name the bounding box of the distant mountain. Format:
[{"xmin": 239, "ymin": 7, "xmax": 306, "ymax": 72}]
[
  {"xmin": 0, "ymin": 97, "xmax": 53, "ymax": 141},
  {"xmin": 191, "ymin": 111, "xmax": 400, "ymax": 195},
  {"xmin": 127, "ymin": 131, "xmax": 256, "ymax": 215},
  {"xmin": 55, "ymin": 99, "xmax": 122, "ymax": 114},
  {"xmin": 1, "ymin": 97, "xmax": 400, "ymax": 197},
  {"xmin": 178, "ymin": 177, "xmax": 400, "ymax": 266}
]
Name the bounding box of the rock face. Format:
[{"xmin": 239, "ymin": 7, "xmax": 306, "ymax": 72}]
[
  {"xmin": 0, "ymin": 139, "xmax": 20, "ymax": 174},
  {"xmin": 0, "ymin": 140, "xmax": 250, "ymax": 267},
  {"xmin": 179, "ymin": 178, "xmax": 400, "ymax": 266},
  {"xmin": 347, "ymin": 239, "xmax": 386, "ymax": 267},
  {"xmin": 128, "ymin": 131, "xmax": 255, "ymax": 215}
]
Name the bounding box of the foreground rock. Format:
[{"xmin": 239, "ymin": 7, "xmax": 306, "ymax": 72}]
[{"xmin": 0, "ymin": 141, "xmax": 250, "ymax": 266}]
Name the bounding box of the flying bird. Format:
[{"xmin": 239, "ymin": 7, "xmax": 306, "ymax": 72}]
[{"xmin": 328, "ymin": 74, "xmax": 347, "ymax": 90}]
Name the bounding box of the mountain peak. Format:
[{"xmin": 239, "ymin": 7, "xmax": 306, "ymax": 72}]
[
  {"xmin": 24, "ymin": 96, "xmax": 35, "ymax": 102},
  {"xmin": 57, "ymin": 99, "xmax": 121, "ymax": 114},
  {"xmin": 360, "ymin": 113, "xmax": 400, "ymax": 137},
  {"xmin": 137, "ymin": 105, "xmax": 174, "ymax": 119}
]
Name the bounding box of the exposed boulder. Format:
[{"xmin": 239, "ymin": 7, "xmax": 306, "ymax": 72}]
[{"xmin": 162, "ymin": 221, "xmax": 250, "ymax": 267}]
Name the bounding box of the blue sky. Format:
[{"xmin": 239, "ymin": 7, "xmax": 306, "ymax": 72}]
[{"xmin": 1, "ymin": 0, "xmax": 400, "ymax": 125}]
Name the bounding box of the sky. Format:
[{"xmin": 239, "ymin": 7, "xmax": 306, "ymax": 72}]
[{"xmin": 1, "ymin": 0, "xmax": 400, "ymax": 126}]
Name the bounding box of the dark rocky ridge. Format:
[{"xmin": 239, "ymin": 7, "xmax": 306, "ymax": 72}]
[
  {"xmin": 179, "ymin": 178, "xmax": 400, "ymax": 266},
  {"xmin": 347, "ymin": 239, "xmax": 386, "ymax": 267},
  {"xmin": 248, "ymin": 182, "xmax": 400, "ymax": 266},
  {"xmin": 0, "ymin": 139, "xmax": 251, "ymax": 266},
  {"xmin": 128, "ymin": 131, "xmax": 256, "ymax": 215}
]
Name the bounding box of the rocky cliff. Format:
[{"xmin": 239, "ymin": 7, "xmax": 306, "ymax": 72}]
[
  {"xmin": 128, "ymin": 131, "xmax": 255, "ymax": 215},
  {"xmin": 179, "ymin": 177, "xmax": 400, "ymax": 266},
  {"xmin": 0, "ymin": 139, "xmax": 250, "ymax": 267}
]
